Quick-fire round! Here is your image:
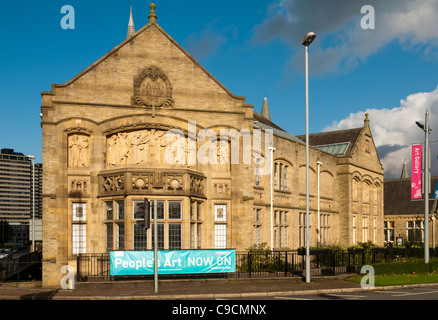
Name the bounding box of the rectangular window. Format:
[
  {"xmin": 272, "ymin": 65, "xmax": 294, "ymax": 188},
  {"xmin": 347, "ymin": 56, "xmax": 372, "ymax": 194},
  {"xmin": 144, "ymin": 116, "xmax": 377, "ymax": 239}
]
[
  {"xmin": 168, "ymin": 223, "xmax": 182, "ymax": 250},
  {"xmin": 363, "ymin": 217, "xmax": 368, "ymax": 243},
  {"xmin": 214, "ymin": 204, "xmax": 227, "ymax": 222},
  {"xmin": 279, "ymin": 163, "xmax": 283, "ymax": 189},
  {"xmin": 284, "ymin": 227, "xmax": 288, "ymax": 247},
  {"xmin": 256, "ymin": 226, "xmax": 261, "ymax": 245},
  {"xmin": 255, "ymin": 158, "xmax": 261, "ymax": 186},
  {"xmin": 197, "ymin": 202, "xmax": 202, "ymax": 221},
  {"xmin": 407, "ymin": 220, "xmax": 423, "ymax": 242},
  {"xmin": 384, "ymin": 221, "xmax": 395, "ymax": 242},
  {"xmin": 352, "ymin": 215, "xmax": 357, "ymax": 244},
  {"xmin": 299, "ymin": 213, "xmax": 307, "ymax": 247},
  {"xmin": 133, "ymin": 201, "xmax": 144, "ymax": 220},
  {"xmin": 197, "ymin": 223, "xmax": 201, "ymax": 249},
  {"xmin": 116, "ymin": 201, "xmax": 124, "ymax": 220},
  {"xmin": 284, "ymin": 166, "xmax": 288, "ymax": 190},
  {"xmin": 320, "ymin": 214, "xmax": 330, "ymax": 246},
  {"xmin": 105, "ymin": 224, "xmax": 113, "ymax": 252},
  {"xmin": 214, "ymin": 224, "xmax": 227, "ymax": 249},
  {"xmin": 116, "ymin": 223, "xmax": 124, "ymax": 250},
  {"xmin": 106, "ymin": 202, "xmax": 113, "ymax": 220},
  {"xmin": 190, "ymin": 223, "xmax": 195, "ymax": 249},
  {"xmin": 190, "ymin": 202, "xmax": 195, "ymax": 220},
  {"xmin": 168, "ymin": 201, "xmax": 181, "ymax": 219},
  {"xmin": 133, "ymin": 223, "xmax": 147, "ymax": 250},
  {"xmin": 151, "ymin": 223, "xmax": 165, "ymax": 250},
  {"xmin": 274, "ymin": 163, "xmax": 278, "ymax": 188},
  {"xmin": 73, "ymin": 203, "xmax": 86, "ymax": 222},
  {"xmin": 72, "ymin": 224, "xmax": 86, "ymax": 254}
]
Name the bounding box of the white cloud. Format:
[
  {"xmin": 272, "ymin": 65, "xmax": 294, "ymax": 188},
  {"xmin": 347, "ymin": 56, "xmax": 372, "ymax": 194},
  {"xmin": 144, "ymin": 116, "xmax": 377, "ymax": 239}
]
[
  {"xmin": 253, "ymin": 0, "xmax": 438, "ymax": 74},
  {"xmin": 324, "ymin": 87, "xmax": 438, "ymax": 179}
]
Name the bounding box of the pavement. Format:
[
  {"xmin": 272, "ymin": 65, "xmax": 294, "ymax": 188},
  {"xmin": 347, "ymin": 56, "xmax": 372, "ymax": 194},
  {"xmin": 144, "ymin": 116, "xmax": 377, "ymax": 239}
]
[
  {"xmin": 2, "ymin": 275, "xmax": 438, "ymax": 301},
  {"xmin": 0, "ymin": 275, "xmax": 377, "ymax": 300}
]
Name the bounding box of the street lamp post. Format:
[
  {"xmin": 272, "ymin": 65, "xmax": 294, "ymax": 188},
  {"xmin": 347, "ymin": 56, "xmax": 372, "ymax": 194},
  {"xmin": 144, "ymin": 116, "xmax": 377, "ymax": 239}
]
[
  {"xmin": 416, "ymin": 109, "xmax": 431, "ymax": 264},
  {"xmin": 302, "ymin": 32, "xmax": 316, "ymax": 283},
  {"xmin": 269, "ymin": 146, "xmax": 276, "ymax": 251},
  {"xmin": 27, "ymin": 155, "xmax": 35, "ymax": 252}
]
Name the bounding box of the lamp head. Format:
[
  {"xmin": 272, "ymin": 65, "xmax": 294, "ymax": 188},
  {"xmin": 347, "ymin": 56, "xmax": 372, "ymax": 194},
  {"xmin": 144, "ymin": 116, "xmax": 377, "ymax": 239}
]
[
  {"xmin": 302, "ymin": 32, "xmax": 316, "ymax": 46},
  {"xmin": 416, "ymin": 121, "xmax": 425, "ymax": 130}
]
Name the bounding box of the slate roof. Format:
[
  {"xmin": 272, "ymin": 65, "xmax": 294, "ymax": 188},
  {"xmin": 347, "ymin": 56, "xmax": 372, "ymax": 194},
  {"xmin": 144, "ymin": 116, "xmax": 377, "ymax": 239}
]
[
  {"xmin": 296, "ymin": 128, "xmax": 363, "ymax": 156},
  {"xmin": 384, "ymin": 177, "xmax": 438, "ymax": 216},
  {"xmin": 253, "ymin": 112, "xmax": 305, "ymax": 145}
]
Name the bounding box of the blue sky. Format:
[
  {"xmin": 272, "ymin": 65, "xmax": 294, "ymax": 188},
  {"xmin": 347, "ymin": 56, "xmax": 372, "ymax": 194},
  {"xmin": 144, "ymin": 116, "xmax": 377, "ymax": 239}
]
[{"xmin": 1, "ymin": 0, "xmax": 437, "ymax": 178}]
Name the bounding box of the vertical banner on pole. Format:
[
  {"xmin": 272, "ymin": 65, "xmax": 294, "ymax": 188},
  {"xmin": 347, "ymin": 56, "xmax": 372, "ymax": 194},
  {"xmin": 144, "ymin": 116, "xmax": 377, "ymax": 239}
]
[
  {"xmin": 411, "ymin": 144, "xmax": 423, "ymax": 199},
  {"xmin": 433, "ymin": 181, "xmax": 438, "ymax": 199}
]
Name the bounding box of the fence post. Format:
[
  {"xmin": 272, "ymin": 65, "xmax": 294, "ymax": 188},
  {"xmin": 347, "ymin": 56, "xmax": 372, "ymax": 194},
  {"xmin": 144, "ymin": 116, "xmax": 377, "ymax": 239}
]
[
  {"xmin": 247, "ymin": 252, "xmax": 252, "ymax": 278},
  {"xmin": 284, "ymin": 252, "xmax": 288, "ymax": 277},
  {"xmin": 332, "ymin": 251, "xmax": 336, "ymax": 275},
  {"xmin": 291, "ymin": 252, "xmax": 295, "ymax": 276},
  {"xmin": 76, "ymin": 254, "xmax": 80, "ymax": 282}
]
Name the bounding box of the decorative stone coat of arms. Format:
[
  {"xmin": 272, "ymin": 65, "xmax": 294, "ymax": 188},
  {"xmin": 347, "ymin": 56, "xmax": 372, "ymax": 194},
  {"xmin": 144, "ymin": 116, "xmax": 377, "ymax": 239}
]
[{"xmin": 132, "ymin": 66, "xmax": 174, "ymax": 110}]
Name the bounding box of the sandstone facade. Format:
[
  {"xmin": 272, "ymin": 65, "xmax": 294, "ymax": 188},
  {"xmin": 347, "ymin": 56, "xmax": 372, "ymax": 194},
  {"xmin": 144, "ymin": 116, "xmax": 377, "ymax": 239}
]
[{"xmin": 40, "ymin": 5, "xmax": 384, "ymax": 287}]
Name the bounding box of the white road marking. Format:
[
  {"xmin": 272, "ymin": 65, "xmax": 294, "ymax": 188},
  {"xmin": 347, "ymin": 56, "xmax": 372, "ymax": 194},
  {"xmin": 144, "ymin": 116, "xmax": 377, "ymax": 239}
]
[{"xmin": 391, "ymin": 290, "xmax": 438, "ymax": 297}]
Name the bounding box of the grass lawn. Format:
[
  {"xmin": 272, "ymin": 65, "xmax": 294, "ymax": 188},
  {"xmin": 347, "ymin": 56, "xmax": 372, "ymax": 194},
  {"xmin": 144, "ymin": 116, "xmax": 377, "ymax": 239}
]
[{"xmin": 346, "ymin": 273, "xmax": 438, "ymax": 286}]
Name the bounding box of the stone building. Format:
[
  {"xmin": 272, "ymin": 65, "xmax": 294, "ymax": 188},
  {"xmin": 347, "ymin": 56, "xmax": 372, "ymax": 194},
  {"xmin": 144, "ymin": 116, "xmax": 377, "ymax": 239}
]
[
  {"xmin": 40, "ymin": 4, "xmax": 384, "ymax": 287},
  {"xmin": 384, "ymin": 170, "xmax": 438, "ymax": 247}
]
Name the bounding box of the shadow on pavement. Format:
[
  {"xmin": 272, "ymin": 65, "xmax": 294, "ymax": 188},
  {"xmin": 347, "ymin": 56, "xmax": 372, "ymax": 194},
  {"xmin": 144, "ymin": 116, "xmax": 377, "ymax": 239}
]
[{"xmin": 20, "ymin": 290, "xmax": 59, "ymax": 300}]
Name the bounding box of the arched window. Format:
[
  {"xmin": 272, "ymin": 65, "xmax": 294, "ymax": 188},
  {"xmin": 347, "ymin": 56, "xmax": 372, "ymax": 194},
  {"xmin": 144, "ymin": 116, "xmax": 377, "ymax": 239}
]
[{"xmin": 274, "ymin": 161, "xmax": 290, "ymax": 191}]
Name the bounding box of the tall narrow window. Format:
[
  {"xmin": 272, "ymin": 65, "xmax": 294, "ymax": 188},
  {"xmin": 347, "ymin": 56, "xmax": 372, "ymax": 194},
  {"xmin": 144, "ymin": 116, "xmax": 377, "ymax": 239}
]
[
  {"xmin": 284, "ymin": 165, "xmax": 288, "ymax": 190},
  {"xmin": 134, "ymin": 222, "xmax": 147, "ymax": 250},
  {"xmin": 214, "ymin": 224, "xmax": 227, "ymax": 249},
  {"xmin": 72, "ymin": 224, "xmax": 86, "ymax": 254},
  {"xmin": 255, "ymin": 158, "xmax": 261, "ymax": 186},
  {"xmin": 105, "ymin": 223, "xmax": 113, "ymax": 252},
  {"xmin": 279, "ymin": 163, "xmax": 283, "ymax": 189},
  {"xmin": 197, "ymin": 223, "xmax": 202, "ymax": 249},
  {"xmin": 214, "ymin": 204, "xmax": 227, "ymax": 249},
  {"xmin": 151, "ymin": 223, "xmax": 165, "ymax": 250},
  {"xmin": 105, "ymin": 200, "xmax": 124, "ymax": 251},
  {"xmin": 116, "ymin": 223, "xmax": 125, "ymax": 250},
  {"xmin": 169, "ymin": 223, "xmax": 182, "ymax": 250},
  {"xmin": 352, "ymin": 215, "xmax": 357, "ymax": 244},
  {"xmin": 363, "ymin": 217, "xmax": 368, "ymax": 242},
  {"xmin": 299, "ymin": 212, "xmax": 307, "ymax": 247},
  {"xmin": 72, "ymin": 202, "xmax": 87, "ymax": 254},
  {"xmin": 274, "ymin": 163, "xmax": 278, "ymax": 189}
]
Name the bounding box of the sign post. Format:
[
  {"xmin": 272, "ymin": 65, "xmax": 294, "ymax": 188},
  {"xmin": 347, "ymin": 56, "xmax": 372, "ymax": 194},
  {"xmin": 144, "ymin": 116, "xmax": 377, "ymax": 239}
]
[
  {"xmin": 411, "ymin": 144, "xmax": 422, "ymax": 200},
  {"xmin": 154, "ymin": 200, "xmax": 158, "ymax": 293}
]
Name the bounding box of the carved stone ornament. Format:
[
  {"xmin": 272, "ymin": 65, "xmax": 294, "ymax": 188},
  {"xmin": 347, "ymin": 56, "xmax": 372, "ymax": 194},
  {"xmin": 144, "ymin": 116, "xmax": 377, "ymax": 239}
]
[
  {"xmin": 132, "ymin": 66, "xmax": 174, "ymax": 108},
  {"xmin": 68, "ymin": 134, "xmax": 90, "ymax": 168}
]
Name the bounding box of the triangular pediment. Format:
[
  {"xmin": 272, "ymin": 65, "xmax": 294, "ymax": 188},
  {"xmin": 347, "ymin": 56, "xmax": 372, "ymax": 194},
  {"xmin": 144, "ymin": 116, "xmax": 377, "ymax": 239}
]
[{"xmin": 49, "ymin": 21, "xmax": 250, "ymax": 115}]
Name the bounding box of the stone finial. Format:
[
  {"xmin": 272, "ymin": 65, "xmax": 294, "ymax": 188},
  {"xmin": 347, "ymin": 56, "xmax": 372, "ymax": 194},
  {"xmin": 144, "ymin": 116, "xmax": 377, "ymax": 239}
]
[
  {"xmin": 364, "ymin": 113, "xmax": 369, "ymax": 124},
  {"xmin": 148, "ymin": 3, "xmax": 157, "ymax": 24}
]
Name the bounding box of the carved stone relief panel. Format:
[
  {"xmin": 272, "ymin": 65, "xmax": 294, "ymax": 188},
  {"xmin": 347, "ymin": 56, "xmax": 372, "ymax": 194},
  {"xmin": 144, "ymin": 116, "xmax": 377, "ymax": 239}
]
[
  {"xmin": 106, "ymin": 129, "xmax": 196, "ymax": 169},
  {"xmin": 68, "ymin": 177, "xmax": 90, "ymax": 198},
  {"xmin": 68, "ymin": 134, "xmax": 90, "ymax": 168}
]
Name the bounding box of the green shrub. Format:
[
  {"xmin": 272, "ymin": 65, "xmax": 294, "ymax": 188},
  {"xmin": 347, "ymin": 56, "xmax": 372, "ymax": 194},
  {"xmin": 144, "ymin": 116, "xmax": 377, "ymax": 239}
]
[{"xmin": 365, "ymin": 258, "xmax": 438, "ymax": 275}]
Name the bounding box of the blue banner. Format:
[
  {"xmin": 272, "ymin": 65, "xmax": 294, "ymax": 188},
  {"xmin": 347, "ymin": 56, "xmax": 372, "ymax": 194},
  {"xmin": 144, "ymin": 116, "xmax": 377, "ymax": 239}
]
[
  {"xmin": 434, "ymin": 181, "xmax": 438, "ymax": 199},
  {"xmin": 110, "ymin": 250, "xmax": 235, "ymax": 276}
]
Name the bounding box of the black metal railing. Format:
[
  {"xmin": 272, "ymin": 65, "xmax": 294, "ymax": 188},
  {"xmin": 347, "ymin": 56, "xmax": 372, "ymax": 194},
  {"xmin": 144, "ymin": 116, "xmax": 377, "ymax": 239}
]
[
  {"xmin": 76, "ymin": 248, "xmax": 438, "ymax": 282},
  {"xmin": 0, "ymin": 251, "xmax": 41, "ymax": 281}
]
